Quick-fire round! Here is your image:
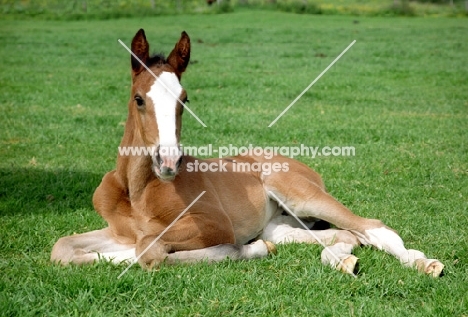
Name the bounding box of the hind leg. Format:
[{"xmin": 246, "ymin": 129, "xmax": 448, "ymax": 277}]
[
  {"xmin": 352, "ymin": 227, "xmax": 444, "ymax": 277},
  {"xmin": 264, "ymin": 166, "xmax": 444, "ymax": 277},
  {"xmin": 261, "ymin": 215, "xmax": 360, "ymax": 274}
]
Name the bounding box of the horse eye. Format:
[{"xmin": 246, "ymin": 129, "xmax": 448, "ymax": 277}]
[
  {"xmin": 134, "ymin": 96, "xmax": 144, "ymax": 107},
  {"xmin": 180, "ymin": 97, "xmax": 189, "ymax": 114}
]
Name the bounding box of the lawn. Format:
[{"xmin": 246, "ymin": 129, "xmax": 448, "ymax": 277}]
[{"xmin": 1, "ymin": 10, "xmax": 467, "ymax": 316}]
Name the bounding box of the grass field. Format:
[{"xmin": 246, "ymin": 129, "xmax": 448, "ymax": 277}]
[
  {"xmin": 1, "ymin": 10, "xmax": 467, "ymax": 316},
  {"xmin": 1, "ymin": 0, "xmax": 468, "ymax": 18}
]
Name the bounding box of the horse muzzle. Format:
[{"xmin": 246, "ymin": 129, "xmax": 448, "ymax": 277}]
[{"xmin": 152, "ymin": 145, "xmax": 183, "ymax": 181}]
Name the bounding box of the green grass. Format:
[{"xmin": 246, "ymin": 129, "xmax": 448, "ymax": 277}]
[
  {"xmin": 255, "ymin": 0, "xmax": 468, "ymax": 17},
  {"xmin": 1, "ymin": 0, "xmax": 468, "ymax": 19},
  {"xmin": 1, "ymin": 11, "xmax": 467, "ymax": 316}
]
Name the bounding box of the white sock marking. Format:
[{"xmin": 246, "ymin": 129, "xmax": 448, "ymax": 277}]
[
  {"xmin": 363, "ymin": 227, "xmax": 427, "ymax": 266},
  {"xmin": 100, "ymin": 248, "xmax": 137, "ymax": 264}
]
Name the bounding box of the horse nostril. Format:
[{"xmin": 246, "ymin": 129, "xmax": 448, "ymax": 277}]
[
  {"xmin": 155, "ymin": 154, "xmax": 162, "ymax": 166},
  {"xmin": 176, "ymin": 155, "xmax": 183, "ymax": 169},
  {"xmin": 161, "ymin": 166, "xmax": 173, "ymax": 174},
  {"xmin": 153, "ymin": 145, "xmax": 162, "ymax": 167}
]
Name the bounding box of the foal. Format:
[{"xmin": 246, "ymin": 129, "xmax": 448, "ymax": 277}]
[{"xmin": 51, "ymin": 29, "xmax": 444, "ymax": 277}]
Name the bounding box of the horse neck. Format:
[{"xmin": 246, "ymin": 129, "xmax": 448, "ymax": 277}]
[{"xmin": 116, "ymin": 113, "xmax": 155, "ymax": 199}]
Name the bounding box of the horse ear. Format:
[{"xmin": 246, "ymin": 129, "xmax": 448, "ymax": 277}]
[
  {"xmin": 167, "ymin": 31, "xmax": 191, "ymax": 78},
  {"xmin": 131, "ymin": 29, "xmax": 149, "ymax": 76}
]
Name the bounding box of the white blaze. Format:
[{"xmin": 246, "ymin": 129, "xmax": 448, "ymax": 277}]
[{"xmin": 146, "ymin": 71, "xmax": 182, "ymax": 148}]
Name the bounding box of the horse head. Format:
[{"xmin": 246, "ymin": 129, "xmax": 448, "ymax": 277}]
[{"xmin": 125, "ymin": 29, "xmax": 190, "ymax": 181}]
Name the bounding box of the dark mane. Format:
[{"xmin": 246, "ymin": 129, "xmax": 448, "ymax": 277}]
[{"xmin": 147, "ymin": 53, "xmax": 166, "ymax": 67}]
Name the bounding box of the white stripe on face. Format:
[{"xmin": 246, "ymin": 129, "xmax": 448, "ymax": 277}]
[{"xmin": 146, "ymin": 71, "xmax": 183, "ymax": 148}]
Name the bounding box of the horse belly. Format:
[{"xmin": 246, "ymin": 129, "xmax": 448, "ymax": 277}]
[{"xmin": 218, "ymin": 180, "xmax": 276, "ymax": 245}]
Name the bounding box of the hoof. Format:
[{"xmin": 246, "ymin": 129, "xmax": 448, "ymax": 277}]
[
  {"xmin": 337, "ymin": 255, "xmax": 358, "ymax": 275},
  {"xmin": 264, "ymin": 241, "xmax": 277, "ymax": 255},
  {"xmin": 415, "ymin": 259, "xmax": 444, "ymax": 277}
]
